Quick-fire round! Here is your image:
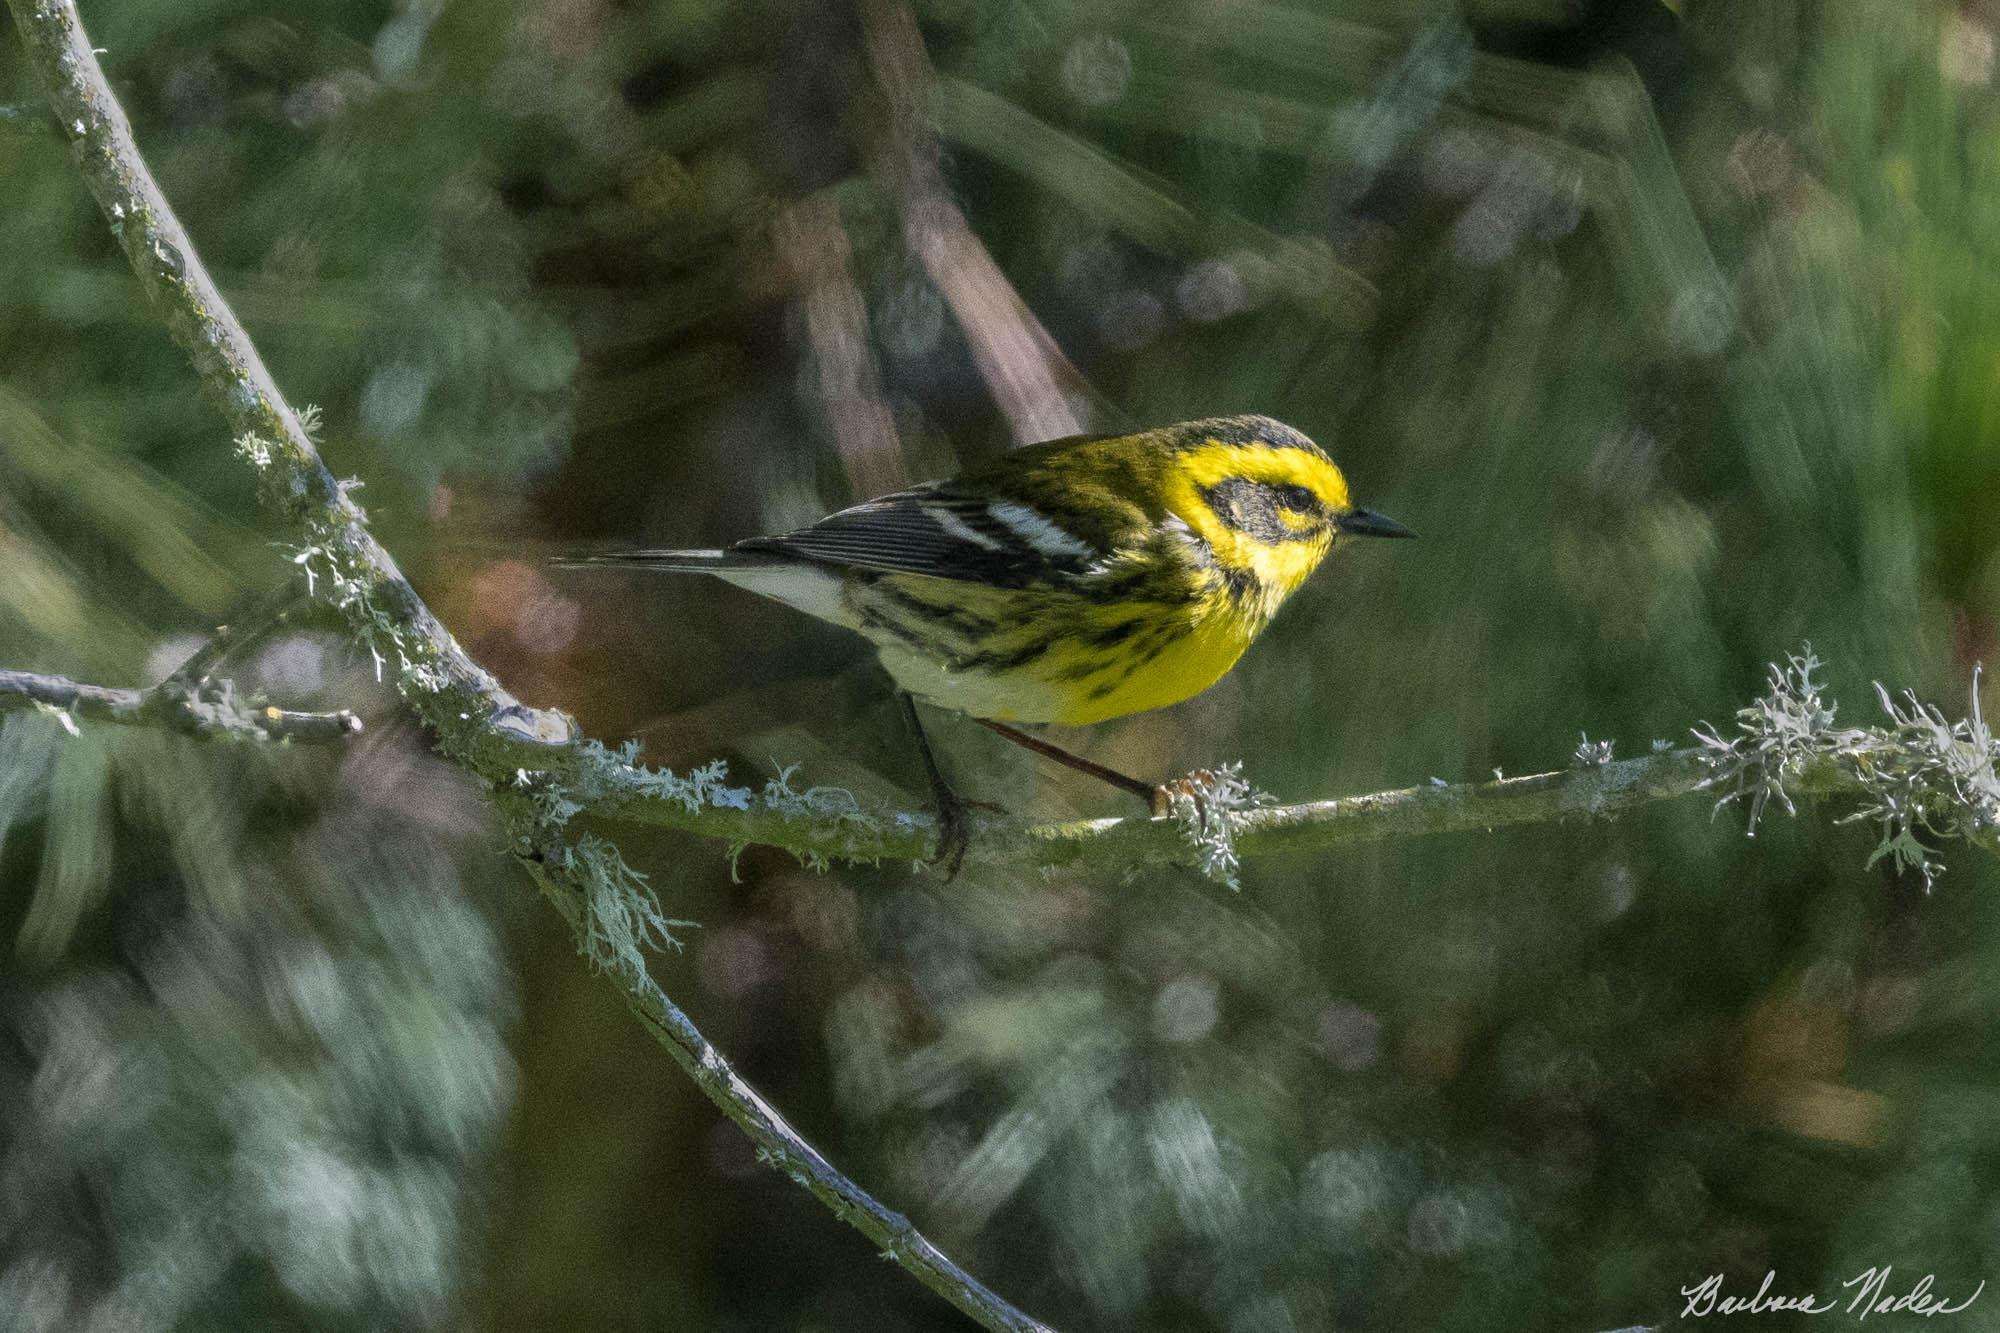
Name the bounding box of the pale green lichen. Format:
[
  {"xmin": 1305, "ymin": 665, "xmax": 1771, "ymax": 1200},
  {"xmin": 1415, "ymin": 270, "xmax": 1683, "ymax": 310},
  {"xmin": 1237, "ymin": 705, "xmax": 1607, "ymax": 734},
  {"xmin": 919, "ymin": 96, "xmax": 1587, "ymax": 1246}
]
[
  {"xmin": 1161, "ymin": 763, "xmax": 1272, "ymax": 891},
  {"xmin": 596, "ymin": 740, "xmax": 752, "ymax": 813},
  {"xmin": 33, "ymin": 701, "xmax": 82, "ymax": 737},
  {"xmin": 1838, "ymin": 675, "xmax": 2000, "ymax": 888},
  {"xmin": 498, "ymin": 773, "xmax": 692, "ymax": 973},
  {"xmin": 234, "ymin": 432, "xmax": 272, "ymax": 469},
  {"xmin": 519, "ymin": 739, "xmax": 896, "ymax": 907},
  {"xmin": 1695, "ymin": 649, "xmax": 2000, "ymax": 888},
  {"xmin": 750, "ymin": 765, "xmax": 891, "ymax": 872},
  {"xmin": 1573, "ymin": 732, "xmax": 1616, "ymax": 768},
  {"xmin": 289, "ymin": 535, "xmax": 450, "ymax": 697},
  {"xmin": 1694, "ymin": 649, "xmax": 1839, "ymax": 832},
  {"xmin": 562, "ymin": 833, "xmax": 694, "ymax": 974}
]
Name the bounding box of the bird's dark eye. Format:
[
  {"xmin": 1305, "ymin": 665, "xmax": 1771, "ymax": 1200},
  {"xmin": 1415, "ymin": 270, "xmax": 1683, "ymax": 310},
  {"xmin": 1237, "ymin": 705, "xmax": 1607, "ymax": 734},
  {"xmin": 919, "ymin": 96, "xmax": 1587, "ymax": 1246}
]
[{"xmin": 1272, "ymin": 483, "xmax": 1318, "ymax": 513}]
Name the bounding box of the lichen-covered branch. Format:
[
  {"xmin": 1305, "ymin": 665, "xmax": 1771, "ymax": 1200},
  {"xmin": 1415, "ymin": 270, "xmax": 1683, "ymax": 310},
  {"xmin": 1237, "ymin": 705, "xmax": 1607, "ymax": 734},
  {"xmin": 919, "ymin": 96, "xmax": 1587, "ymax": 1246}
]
[
  {"xmin": 506, "ymin": 818, "xmax": 1053, "ymax": 1333},
  {"xmin": 1693, "ymin": 652, "xmax": 2000, "ymax": 884},
  {"xmin": 977, "ymin": 654, "xmax": 1997, "ymax": 880},
  {"xmin": 0, "ymin": 667, "xmax": 361, "ymax": 743},
  {"xmin": 593, "ymin": 673, "xmax": 1998, "ymax": 881},
  {"xmin": 2, "ymin": 0, "xmax": 569, "ymax": 761},
  {"xmin": 2, "ymin": 4, "xmax": 1045, "ymax": 1329}
]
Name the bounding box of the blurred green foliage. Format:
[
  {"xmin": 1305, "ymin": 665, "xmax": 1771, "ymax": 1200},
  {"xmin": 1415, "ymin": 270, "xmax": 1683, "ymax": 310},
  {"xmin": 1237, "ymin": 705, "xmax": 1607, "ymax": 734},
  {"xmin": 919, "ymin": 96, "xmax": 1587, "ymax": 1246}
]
[{"xmin": 3, "ymin": 0, "xmax": 1999, "ymax": 1329}]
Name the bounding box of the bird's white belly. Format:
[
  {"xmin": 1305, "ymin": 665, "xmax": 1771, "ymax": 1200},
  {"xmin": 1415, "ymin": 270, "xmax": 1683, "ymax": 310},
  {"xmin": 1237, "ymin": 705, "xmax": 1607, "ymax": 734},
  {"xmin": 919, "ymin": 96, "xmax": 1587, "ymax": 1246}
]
[
  {"xmin": 872, "ymin": 643, "xmax": 1070, "ymax": 724},
  {"xmin": 713, "ymin": 563, "xmax": 1069, "ymax": 719}
]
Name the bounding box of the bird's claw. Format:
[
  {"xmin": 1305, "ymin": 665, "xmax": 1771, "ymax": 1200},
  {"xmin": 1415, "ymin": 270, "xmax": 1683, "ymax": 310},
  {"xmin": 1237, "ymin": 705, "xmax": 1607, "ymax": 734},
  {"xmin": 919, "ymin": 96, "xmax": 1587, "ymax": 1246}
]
[{"xmin": 927, "ymin": 786, "xmax": 973, "ymax": 882}]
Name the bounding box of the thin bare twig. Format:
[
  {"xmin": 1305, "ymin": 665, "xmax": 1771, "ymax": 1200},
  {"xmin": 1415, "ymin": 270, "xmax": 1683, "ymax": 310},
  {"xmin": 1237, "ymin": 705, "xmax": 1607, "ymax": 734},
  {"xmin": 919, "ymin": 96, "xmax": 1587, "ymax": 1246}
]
[
  {"xmin": 159, "ymin": 578, "xmax": 311, "ymax": 690},
  {"xmin": 0, "ymin": 667, "xmax": 361, "ymax": 743}
]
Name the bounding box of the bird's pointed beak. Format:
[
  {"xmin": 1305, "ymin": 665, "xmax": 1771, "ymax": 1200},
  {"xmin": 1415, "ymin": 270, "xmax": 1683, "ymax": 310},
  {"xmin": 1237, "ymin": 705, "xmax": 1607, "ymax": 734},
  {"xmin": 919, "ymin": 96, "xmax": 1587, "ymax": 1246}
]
[{"xmin": 1336, "ymin": 506, "xmax": 1416, "ymax": 539}]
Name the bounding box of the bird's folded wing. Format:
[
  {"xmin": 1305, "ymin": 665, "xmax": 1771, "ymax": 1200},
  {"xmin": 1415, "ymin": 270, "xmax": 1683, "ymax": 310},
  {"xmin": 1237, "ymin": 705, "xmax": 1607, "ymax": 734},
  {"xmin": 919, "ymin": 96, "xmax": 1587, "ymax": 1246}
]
[{"xmin": 736, "ymin": 484, "xmax": 1110, "ymax": 587}]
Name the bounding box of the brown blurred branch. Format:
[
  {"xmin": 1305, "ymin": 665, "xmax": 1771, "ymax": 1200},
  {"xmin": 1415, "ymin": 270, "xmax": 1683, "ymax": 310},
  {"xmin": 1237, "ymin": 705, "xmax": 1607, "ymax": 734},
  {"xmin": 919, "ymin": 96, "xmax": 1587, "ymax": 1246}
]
[
  {"xmin": 2, "ymin": 3, "xmax": 1050, "ymax": 1330},
  {"xmin": 858, "ymin": 0, "xmax": 1098, "ymax": 443},
  {"xmin": 0, "ymin": 668, "xmax": 361, "ymax": 743},
  {"xmin": 775, "ymin": 191, "xmax": 910, "ymax": 499}
]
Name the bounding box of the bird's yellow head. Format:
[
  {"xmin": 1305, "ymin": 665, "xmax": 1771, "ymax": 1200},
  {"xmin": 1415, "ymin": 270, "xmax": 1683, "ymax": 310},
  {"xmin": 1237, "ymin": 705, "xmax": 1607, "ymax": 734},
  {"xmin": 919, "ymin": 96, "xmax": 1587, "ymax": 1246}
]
[{"xmin": 1155, "ymin": 416, "xmax": 1412, "ymax": 615}]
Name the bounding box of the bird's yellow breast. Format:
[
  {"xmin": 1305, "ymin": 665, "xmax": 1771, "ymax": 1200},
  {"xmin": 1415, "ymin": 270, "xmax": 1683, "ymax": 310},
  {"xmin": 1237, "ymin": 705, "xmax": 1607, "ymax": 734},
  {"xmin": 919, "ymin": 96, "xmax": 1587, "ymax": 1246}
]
[
  {"xmin": 851, "ymin": 566, "xmax": 1285, "ymax": 726},
  {"xmin": 1041, "ymin": 600, "xmax": 1255, "ymax": 725}
]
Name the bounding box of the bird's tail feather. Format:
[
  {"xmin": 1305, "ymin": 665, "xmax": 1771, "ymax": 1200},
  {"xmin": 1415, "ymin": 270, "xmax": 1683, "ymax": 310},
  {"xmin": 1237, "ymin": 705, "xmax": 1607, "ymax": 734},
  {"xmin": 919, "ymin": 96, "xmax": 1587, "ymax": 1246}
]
[
  {"xmin": 553, "ymin": 545, "xmax": 852, "ymax": 626},
  {"xmin": 549, "ymin": 548, "xmax": 784, "ymax": 575}
]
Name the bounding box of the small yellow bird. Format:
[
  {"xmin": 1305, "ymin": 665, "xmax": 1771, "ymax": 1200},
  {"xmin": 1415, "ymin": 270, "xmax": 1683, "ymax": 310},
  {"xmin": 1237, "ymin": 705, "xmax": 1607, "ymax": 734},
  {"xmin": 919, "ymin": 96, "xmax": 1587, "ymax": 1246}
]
[{"xmin": 562, "ymin": 414, "xmax": 1411, "ymax": 868}]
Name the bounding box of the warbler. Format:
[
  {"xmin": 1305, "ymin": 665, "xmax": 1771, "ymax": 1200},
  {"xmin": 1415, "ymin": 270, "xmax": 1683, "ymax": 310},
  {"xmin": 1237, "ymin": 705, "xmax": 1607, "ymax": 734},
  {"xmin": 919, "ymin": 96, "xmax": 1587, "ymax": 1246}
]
[{"xmin": 560, "ymin": 414, "xmax": 1411, "ymax": 868}]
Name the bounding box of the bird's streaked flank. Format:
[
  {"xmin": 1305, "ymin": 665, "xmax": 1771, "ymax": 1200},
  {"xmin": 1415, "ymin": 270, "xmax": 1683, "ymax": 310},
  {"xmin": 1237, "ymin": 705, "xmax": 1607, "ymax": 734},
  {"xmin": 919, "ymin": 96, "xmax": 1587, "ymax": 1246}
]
[{"xmin": 559, "ymin": 414, "xmax": 1412, "ymax": 870}]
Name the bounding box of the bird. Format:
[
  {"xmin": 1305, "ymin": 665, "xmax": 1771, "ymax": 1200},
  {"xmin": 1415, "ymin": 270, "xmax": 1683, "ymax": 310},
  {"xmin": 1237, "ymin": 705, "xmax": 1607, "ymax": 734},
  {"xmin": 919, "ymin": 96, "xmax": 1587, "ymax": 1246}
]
[{"xmin": 557, "ymin": 414, "xmax": 1413, "ymax": 873}]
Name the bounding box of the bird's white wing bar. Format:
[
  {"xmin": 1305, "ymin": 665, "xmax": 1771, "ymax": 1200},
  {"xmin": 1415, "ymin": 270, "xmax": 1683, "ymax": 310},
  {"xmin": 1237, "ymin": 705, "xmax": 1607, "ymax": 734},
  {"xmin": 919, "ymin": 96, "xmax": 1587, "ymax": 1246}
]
[
  {"xmin": 984, "ymin": 501, "xmax": 1096, "ymax": 560},
  {"xmin": 928, "ymin": 506, "xmax": 1007, "ymax": 552},
  {"xmin": 737, "ymin": 487, "xmax": 1104, "ymax": 586}
]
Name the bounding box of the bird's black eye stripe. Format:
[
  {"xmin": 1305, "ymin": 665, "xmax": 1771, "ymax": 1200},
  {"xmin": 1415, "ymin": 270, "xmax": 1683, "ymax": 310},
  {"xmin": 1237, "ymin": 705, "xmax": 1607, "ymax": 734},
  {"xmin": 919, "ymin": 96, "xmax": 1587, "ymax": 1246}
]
[{"xmin": 1198, "ymin": 477, "xmax": 1327, "ymax": 543}]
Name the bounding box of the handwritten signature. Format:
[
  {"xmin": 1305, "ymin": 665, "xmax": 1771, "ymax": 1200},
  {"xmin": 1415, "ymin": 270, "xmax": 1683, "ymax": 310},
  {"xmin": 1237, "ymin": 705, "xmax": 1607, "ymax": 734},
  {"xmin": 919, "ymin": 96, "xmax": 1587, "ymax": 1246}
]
[{"xmin": 1682, "ymin": 1268, "xmax": 1984, "ymax": 1320}]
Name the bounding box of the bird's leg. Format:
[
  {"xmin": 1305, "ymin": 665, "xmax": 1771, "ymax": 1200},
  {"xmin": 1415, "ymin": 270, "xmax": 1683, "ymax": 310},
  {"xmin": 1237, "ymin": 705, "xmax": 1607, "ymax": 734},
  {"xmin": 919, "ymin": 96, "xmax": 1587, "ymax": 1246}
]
[
  {"xmin": 971, "ymin": 719, "xmax": 1173, "ymax": 813},
  {"xmin": 901, "ymin": 693, "xmax": 974, "ymax": 879}
]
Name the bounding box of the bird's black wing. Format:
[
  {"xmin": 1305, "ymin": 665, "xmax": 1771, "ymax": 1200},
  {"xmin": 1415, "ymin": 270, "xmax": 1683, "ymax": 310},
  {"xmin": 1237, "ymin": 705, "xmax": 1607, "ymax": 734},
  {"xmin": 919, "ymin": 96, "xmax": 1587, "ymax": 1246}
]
[{"xmin": 735, "ymin": 483, "xmax": 1105, "ymax": 587}]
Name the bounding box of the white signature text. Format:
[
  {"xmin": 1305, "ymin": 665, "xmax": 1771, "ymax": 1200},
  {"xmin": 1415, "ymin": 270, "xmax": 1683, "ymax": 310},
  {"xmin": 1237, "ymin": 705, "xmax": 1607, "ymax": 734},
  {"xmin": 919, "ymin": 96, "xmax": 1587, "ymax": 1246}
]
[{"xmin": 1681, "ymin": 1267, "xmax": 1984, "ymax": 1320}]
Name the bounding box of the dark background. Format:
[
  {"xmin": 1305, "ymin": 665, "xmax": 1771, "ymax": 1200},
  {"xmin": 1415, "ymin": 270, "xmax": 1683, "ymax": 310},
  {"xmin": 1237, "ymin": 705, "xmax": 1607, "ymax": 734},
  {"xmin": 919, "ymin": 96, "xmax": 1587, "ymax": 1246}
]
[{"xmin": 4, "ymin": 0, "xmax": 1999, "ymax": 1328}]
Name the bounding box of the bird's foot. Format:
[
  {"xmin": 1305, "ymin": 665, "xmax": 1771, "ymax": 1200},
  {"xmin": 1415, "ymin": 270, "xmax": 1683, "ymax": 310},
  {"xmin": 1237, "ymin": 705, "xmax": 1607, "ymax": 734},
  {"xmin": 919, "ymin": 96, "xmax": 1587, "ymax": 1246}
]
[{"xmin": 926, "ymin": 785, "xmax": 984, "ymax": 882}]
